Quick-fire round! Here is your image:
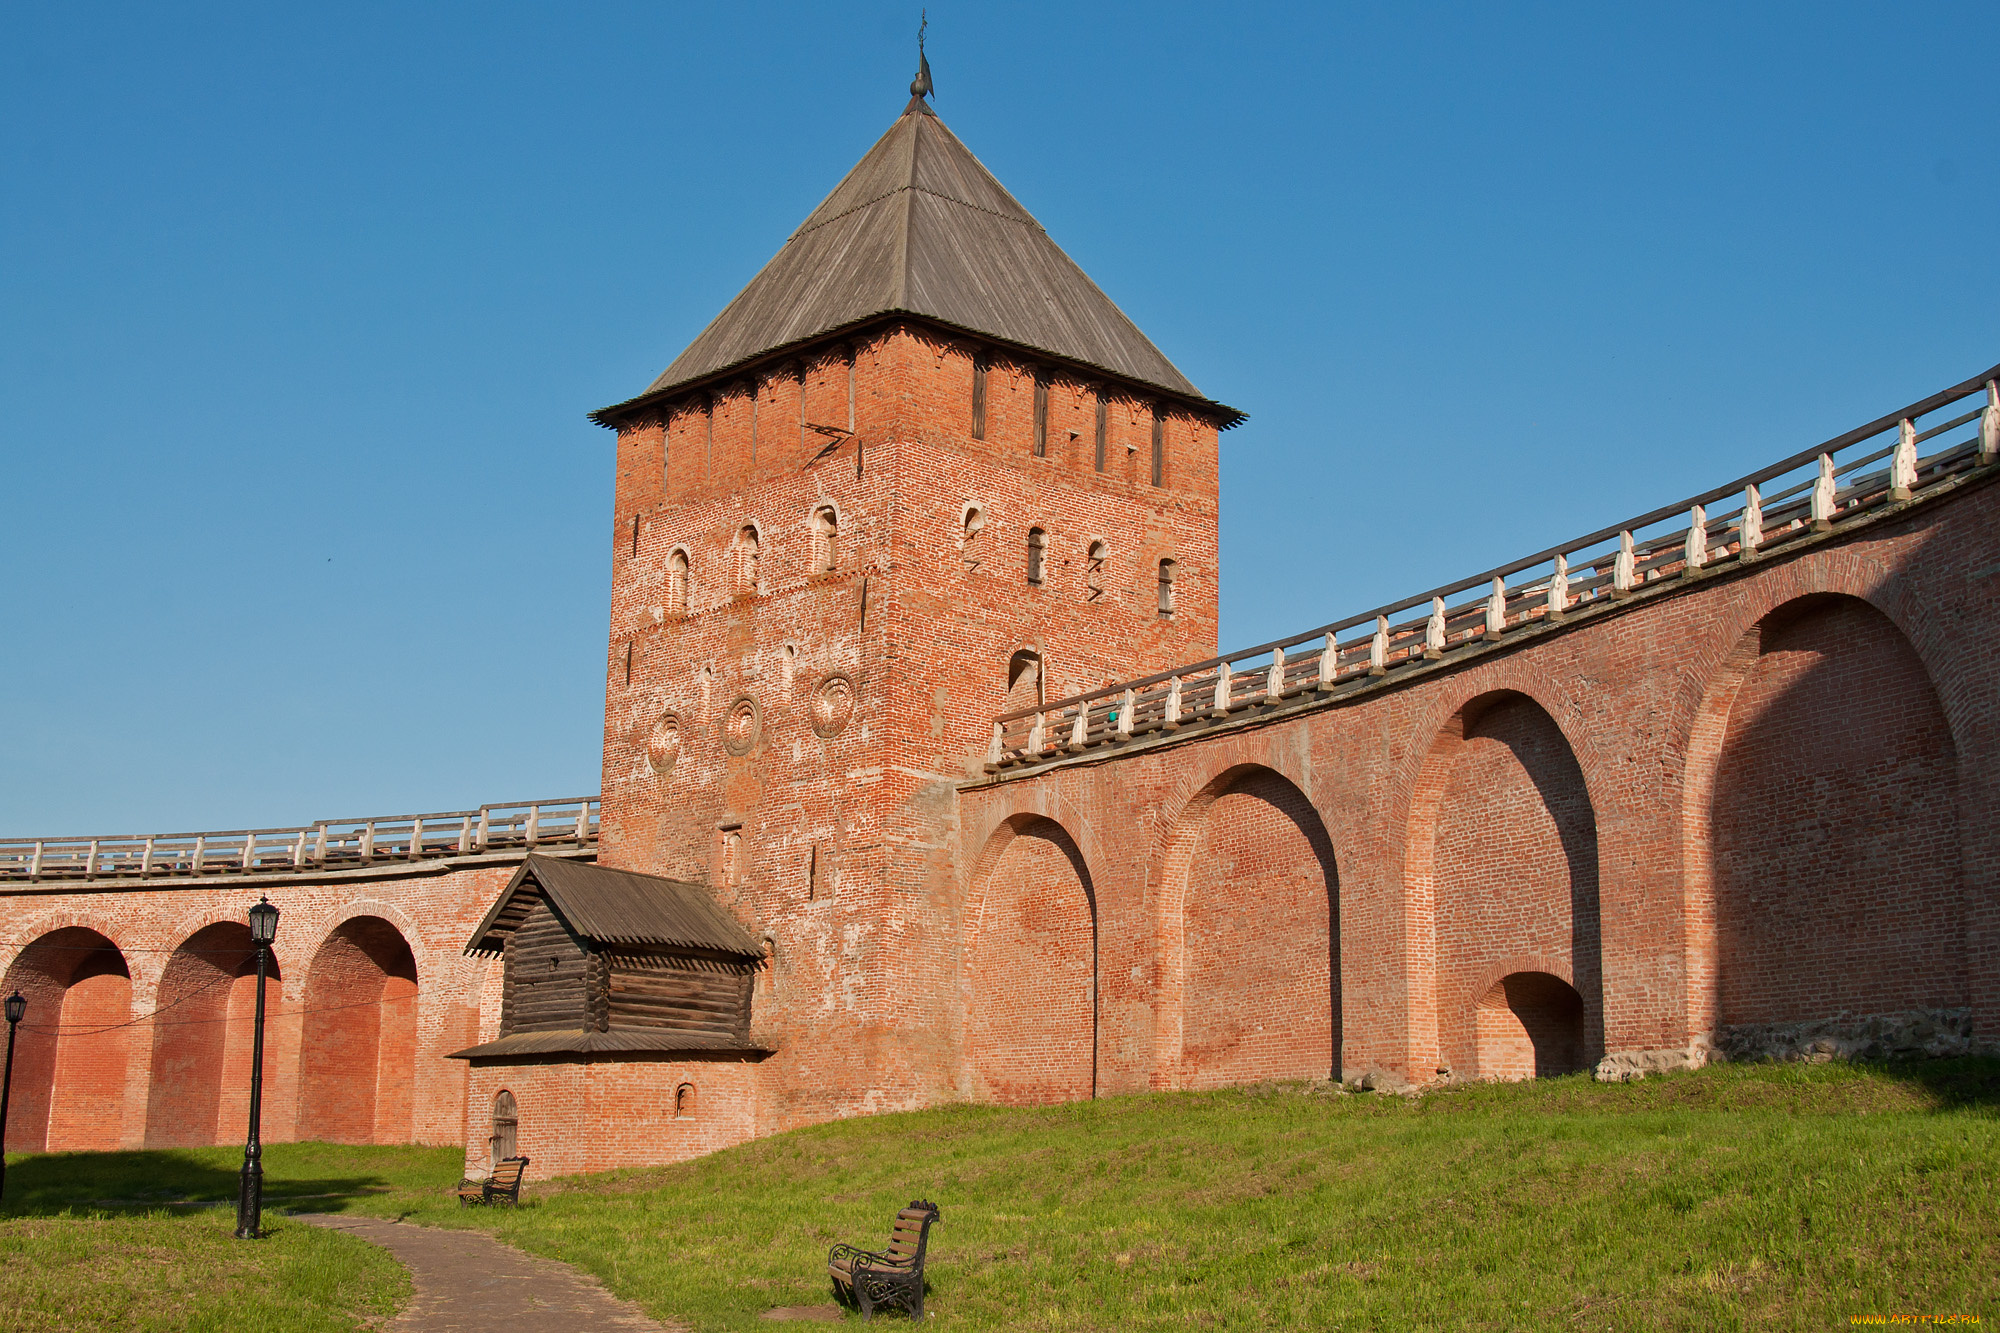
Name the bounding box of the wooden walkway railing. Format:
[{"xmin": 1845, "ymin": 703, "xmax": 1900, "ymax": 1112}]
[
  {"xmin": 0, "ymin": 797, "xmax": 599, "ymax": 885},
  {"xmin": 989, "ymin": 363, "xmax": 2000, "ymax": 772}
]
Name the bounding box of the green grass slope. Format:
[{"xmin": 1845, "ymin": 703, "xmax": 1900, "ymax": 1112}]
[
  {"xmin": 381, "ymin": 1060, "xmax": 1998, "ymax": 1331},
  {"xmin": 3, "ymin": 1063, "xmax": 1994, "ymax": 1331}
]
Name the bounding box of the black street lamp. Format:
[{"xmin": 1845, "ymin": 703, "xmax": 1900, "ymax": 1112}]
[
  {"xmin": 0, "ymin": 991, "xmax": 24, "ymax": 1204},
  {"xmin": 234, "ymin": 897, "xmax": 279, "ymax": 1239}
]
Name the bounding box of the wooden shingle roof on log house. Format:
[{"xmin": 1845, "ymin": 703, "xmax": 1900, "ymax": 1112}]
[
  {"xmin": 592, "ymin": 97, "xmax": 1244, "ymax": 429},
  {"xmin": 463, "ymin": 854, "xmax": 761, "ymax": 960}
]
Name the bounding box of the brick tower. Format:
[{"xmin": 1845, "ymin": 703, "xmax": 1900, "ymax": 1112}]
[{"xmin": 589, "ymin": 87, "xmax": 1241, "ymax": 1132}]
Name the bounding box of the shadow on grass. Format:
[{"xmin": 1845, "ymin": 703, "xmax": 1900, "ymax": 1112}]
[
  {"xmin": 0, "ymin": 1144, "xmax": 455, "ymax": 1219},
  {"xmin": 1867, "ymin": 1055, "xmax": 2000, "ymax": 1111}
]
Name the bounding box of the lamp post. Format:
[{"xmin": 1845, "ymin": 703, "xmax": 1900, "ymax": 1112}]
[
  {"xmin": 0, "ymin": 991, "xmax": 24, "ymax": 1203},
  {"xmin": 234, "ymin": 897, "xmax": 279, "ymax": 1239}
]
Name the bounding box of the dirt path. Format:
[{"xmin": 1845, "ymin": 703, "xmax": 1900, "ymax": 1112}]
[{"xmin": 295, "ymin": 1213, "xmax": 685, "ymax": 1332}]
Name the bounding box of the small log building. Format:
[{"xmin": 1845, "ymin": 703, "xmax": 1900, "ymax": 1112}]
[{"xmin": 450, "ymin": 855, "xmax": 764, "ymax": 1060}]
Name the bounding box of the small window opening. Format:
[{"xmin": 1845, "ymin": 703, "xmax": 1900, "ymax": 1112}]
[
  {"xmin": 782, "ymin": 643, "xmax": 798, "ymax": 690},
  {"xmin": 674, "ymin": 1083, "xmax": 697, "ymax": 1119},
  {"xmin": 1026, "ymin": 526, "xmax": 1048, "ymax": 585},
  {"xmin": 961, "ymin": 506, "xmax": 985, "ymax": 572},
  {"xmin": 630, "ymin": 513, "xmax": 640, "ymax": 558},
  {"xmin": 1151, "ymin": 406, "xmax": 1166, "ymax": 486},
  {"xmin": 490, "ymin": 1089, "xmax": 518, "ymax": 1168},
  {"xmin": 1086, "ymin": 541, "xmax": 1107, "ymax": 603},
  {"xmin": 668, "ymin": 549, "xmax": 690, "ymax": 615},
  {"xmin": 970, "ymin": 353, "xmax": 988, "ymax": 440},
  {"xmin": 1094, "ymin": 391, "xmax": 1108, "ymax": 472},
  {"xmin": 623, "ymin": 641, "xmax": 633, "ymax": 686},
  {"xmin": 813, "ymin": 506, "xmax": 838, "ymax": 573},
  {"xmin": 845, "ymin": 348, "xmax": 856, "ymax": 434},
  {"xmin": 1158, "ymin": 558, "xmax": 1177, "ymax": 617},
  {"xmin": 1005, "ymin": 648, "xmax": 1044, "ymax": 713},
  {"xmin": 1032, "ymin": 372, "xmax": 1049, "ymax": 457},
  {"xmin": 736, "ymin": 526, "xmax": 760, "ymax": 594},
  {"xmin": 721, "ymin": 826, "xmax": 744, "ymax": 885}
]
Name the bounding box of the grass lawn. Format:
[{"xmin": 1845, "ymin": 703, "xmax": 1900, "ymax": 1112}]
[
  {"xmin": 4, "ymin": 1062, "xmax": 1995, "ymax": 1330},
  {"xmin": 0, "ymin": 1143, "xmax": 452, "ymax": 1332}
]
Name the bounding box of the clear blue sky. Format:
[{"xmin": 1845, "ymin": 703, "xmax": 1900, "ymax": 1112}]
[{"xmin": 4, "ymin": 3, "xmax": 1994, "ymax": 835}]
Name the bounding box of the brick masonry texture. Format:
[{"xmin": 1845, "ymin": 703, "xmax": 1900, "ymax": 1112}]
[{"xmin": 4, "ymin": 211, "xmax": 1995, "ymax": 1178}]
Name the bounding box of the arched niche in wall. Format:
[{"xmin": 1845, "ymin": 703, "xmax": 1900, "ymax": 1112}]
[
  {"xmin": 1161, "ymin": 764, "xmax": 1339, "ymax": 1089},
  {"xmin": 1705, "ymin": 593, "xmax": 1963, "ymax": 1032},
  {"xmin": 965, "ymin": 814, "xmax": 1097, "ymax": 1105},
  {"xmin": 1410, "ymin": 691, "xmax": 1601, "ymax": 1081},
  {"xmin": 146, "ymin": 922, "xmax": 283, "ymax": 1148},
  {"xmin": 297, "ymin": 916, "xmax": 420, "ymax": 1145},
  {"xmin": 1, "ymin": 928, "xmax": 133, "ymax": 1153}
]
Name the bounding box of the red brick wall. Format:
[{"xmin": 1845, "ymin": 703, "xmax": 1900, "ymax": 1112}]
[
  {"xmin": 47, "ymin": 966, "xmax": 133, "ymax": 1151},
  {"xmin": 1, "ymin": 862, "xmax": 512, "ymax": 1154},
  {"xmin": 0, "ymin": 928, "xmax": 130, "ymax": 1153},
  {"xmin": 1173, "ymin": 767, "xmax": 1337, "ymax": 1088},
  {"xmin": 462, "ymin": 1058, "xmax": 762, "ymax": 1181},
  {"xmin": 963, "ymin": 476, "xmax": 2000, "ymax": 1089},
  {"xmin": 1422, "ymin": 693, "xmax": 1601, "ymax": 1078},
  {"xmin": 298, "ymin": 916, "xmax": 418, "ymax": 1144},
  {"xmin": 1710, "ymin": 594, "xmax": 1964, "ymax": 1025},
  {"xmin": 965, "ymin": 816, "xmax": 1095, "ymax": 1104},
  {"xmin": 145, "ymin": 922, "xmax": 255, "ymax": 1147}
]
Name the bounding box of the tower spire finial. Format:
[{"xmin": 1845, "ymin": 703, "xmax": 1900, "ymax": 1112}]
[{"xmin": 909, "ymin": 10, "xmax": 933, "ymax": 101}]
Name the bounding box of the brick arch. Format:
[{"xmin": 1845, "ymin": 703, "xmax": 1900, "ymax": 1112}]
[
  {"xmin": 1684, "ymin": 591, "xmax": 1963, "ymax": 1039},
  {"xmin": 963, "ymin": 812, "xmax": 1098, "ymax": 1105},
  {"xmin": 1408, "ymin": 690, "xmax": 1602, "ymax": 1083},
  {"xmin": 1472, "ymin": 971, "xmax": 1587, "ymax": 1081},
  {"xmin": 296, "ymin": 915, "xmax": 420, "ymax": 1144},
  {"xmin": 145, "ymin": 921, "xmax": 284, "ymax": 1148},
  {"xmin": 2, "ymin": 927, "xmax": 134, "ymax": 1153},
  {"xmin": 1155, "ymin": 761, "xmax": 1338, "ymax": 1090}
]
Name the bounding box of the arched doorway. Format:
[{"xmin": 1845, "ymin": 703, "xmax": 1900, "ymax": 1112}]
[
  {"xmin": 1473, "ymin": 972, "xmax": 1587, "ymax": 1079},
  {"xmin": 147, "ymin": 922, "xmax": 281, "ymax": 1148},
  {"xmin": 966, "ymin": 815, "xmax": 1097, "ymax": 1105},
  {"xmin": 1, "ymin": 928, "xmax": 133, "ymax": 1152},
  {"xmin": 297, "ymin": 917, "xmax": 419, "ymax": 1144},
  {"xmin": 1414, "ymin": 692, "xmax": 1602, "ymax": 1080},
  {"xmin": 1709, "ymin": 595, "xmax": 1962, "ymax": 1027},
  {"xmin": 1171, "ymin": 766, "xmax": 1339, "ymax": 1088}
]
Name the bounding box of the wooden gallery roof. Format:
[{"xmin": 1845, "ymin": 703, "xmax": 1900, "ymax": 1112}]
[
  {"xmin": 592, "ymin": 97, "xmax": 1243, "ymax": 428},
  {"xmin": 463, "ymin": 855, "xmax": 763, "ymax": 960}
]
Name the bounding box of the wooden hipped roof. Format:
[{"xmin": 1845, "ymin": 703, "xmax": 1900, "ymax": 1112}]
[
  {"xmin": 464, "ymin": 855, "xmax": 761, "ymax": 959},
  {"xmin": 593, "ymin": 99, "xmax": 1242, "ymax": 426}
]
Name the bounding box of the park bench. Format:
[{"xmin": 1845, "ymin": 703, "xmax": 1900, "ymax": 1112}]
[
  {"xmin": 828, "ymin": 1199, "xmax": 941, "ymax": 1321},
  {"xmin": 456, "ymin": 1155, "xmax": 529, "ymax": 1207}
]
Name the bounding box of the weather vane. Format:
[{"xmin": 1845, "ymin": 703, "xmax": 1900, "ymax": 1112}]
[{"xmin": 911, "ymin": 10, "xmax": 934, "ymax": 101}]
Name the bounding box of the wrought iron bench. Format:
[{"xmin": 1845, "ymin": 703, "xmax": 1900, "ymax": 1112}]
[
  {"xmin": 456, "ymin": 1155, "xmax": 529, "ymax": 1207},
  {"xmin": 828, "ymin": 1200, "xmax": 941, "ymax": 1321}
]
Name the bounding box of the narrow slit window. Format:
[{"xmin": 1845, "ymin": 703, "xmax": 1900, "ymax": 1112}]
[
  {"xmin": 1151, "ymin": 406, "xmax": 1166, "ymax": 486},
  {"xmin": 962, "ymin": 506, "xmax": 985, "ymax": 571},
  {"xmin": 1094, "ymin": 391, "xmax": 1107, "ymax": 472},
  {"xmin": 1086, "ymin": 541, "xmax": 1107, "ymax": 603},
  {"xmin": 674, "ymin": 1083, "xmax": 697, "ymax": 1119},
  {"xmin": 736, "ymin": 526, "xmax": 760, "ymax": 594},
  {"xmin": 669, "ymin": 549, "xmax": 690, "ymax": 615},
  {"xmin": 1026, "ymin": 526, "xmax": 1048, "ymax": 585},
  {"xmin": 971, "ymin": 353, "xmax": 988, "ymax": 439},
  {"xmin": 1033, "ymin": 372, "xmax": 1049, "ymax": 457},
  {"xmin": 813, "ymin": 506, "xmax": 838, "ymax": 572},
  {"xmin": 1158, "ymin": 558, "xmax": 1177, "ymax": 616},
  {"xmin": 630, "ymin": 513, "xmax": 640, "ymax": 558}
]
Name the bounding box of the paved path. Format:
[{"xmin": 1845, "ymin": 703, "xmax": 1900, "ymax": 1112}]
[{"xmin": 296, "ymin": 1213, "xmax": 685, "ymax": 1332}]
